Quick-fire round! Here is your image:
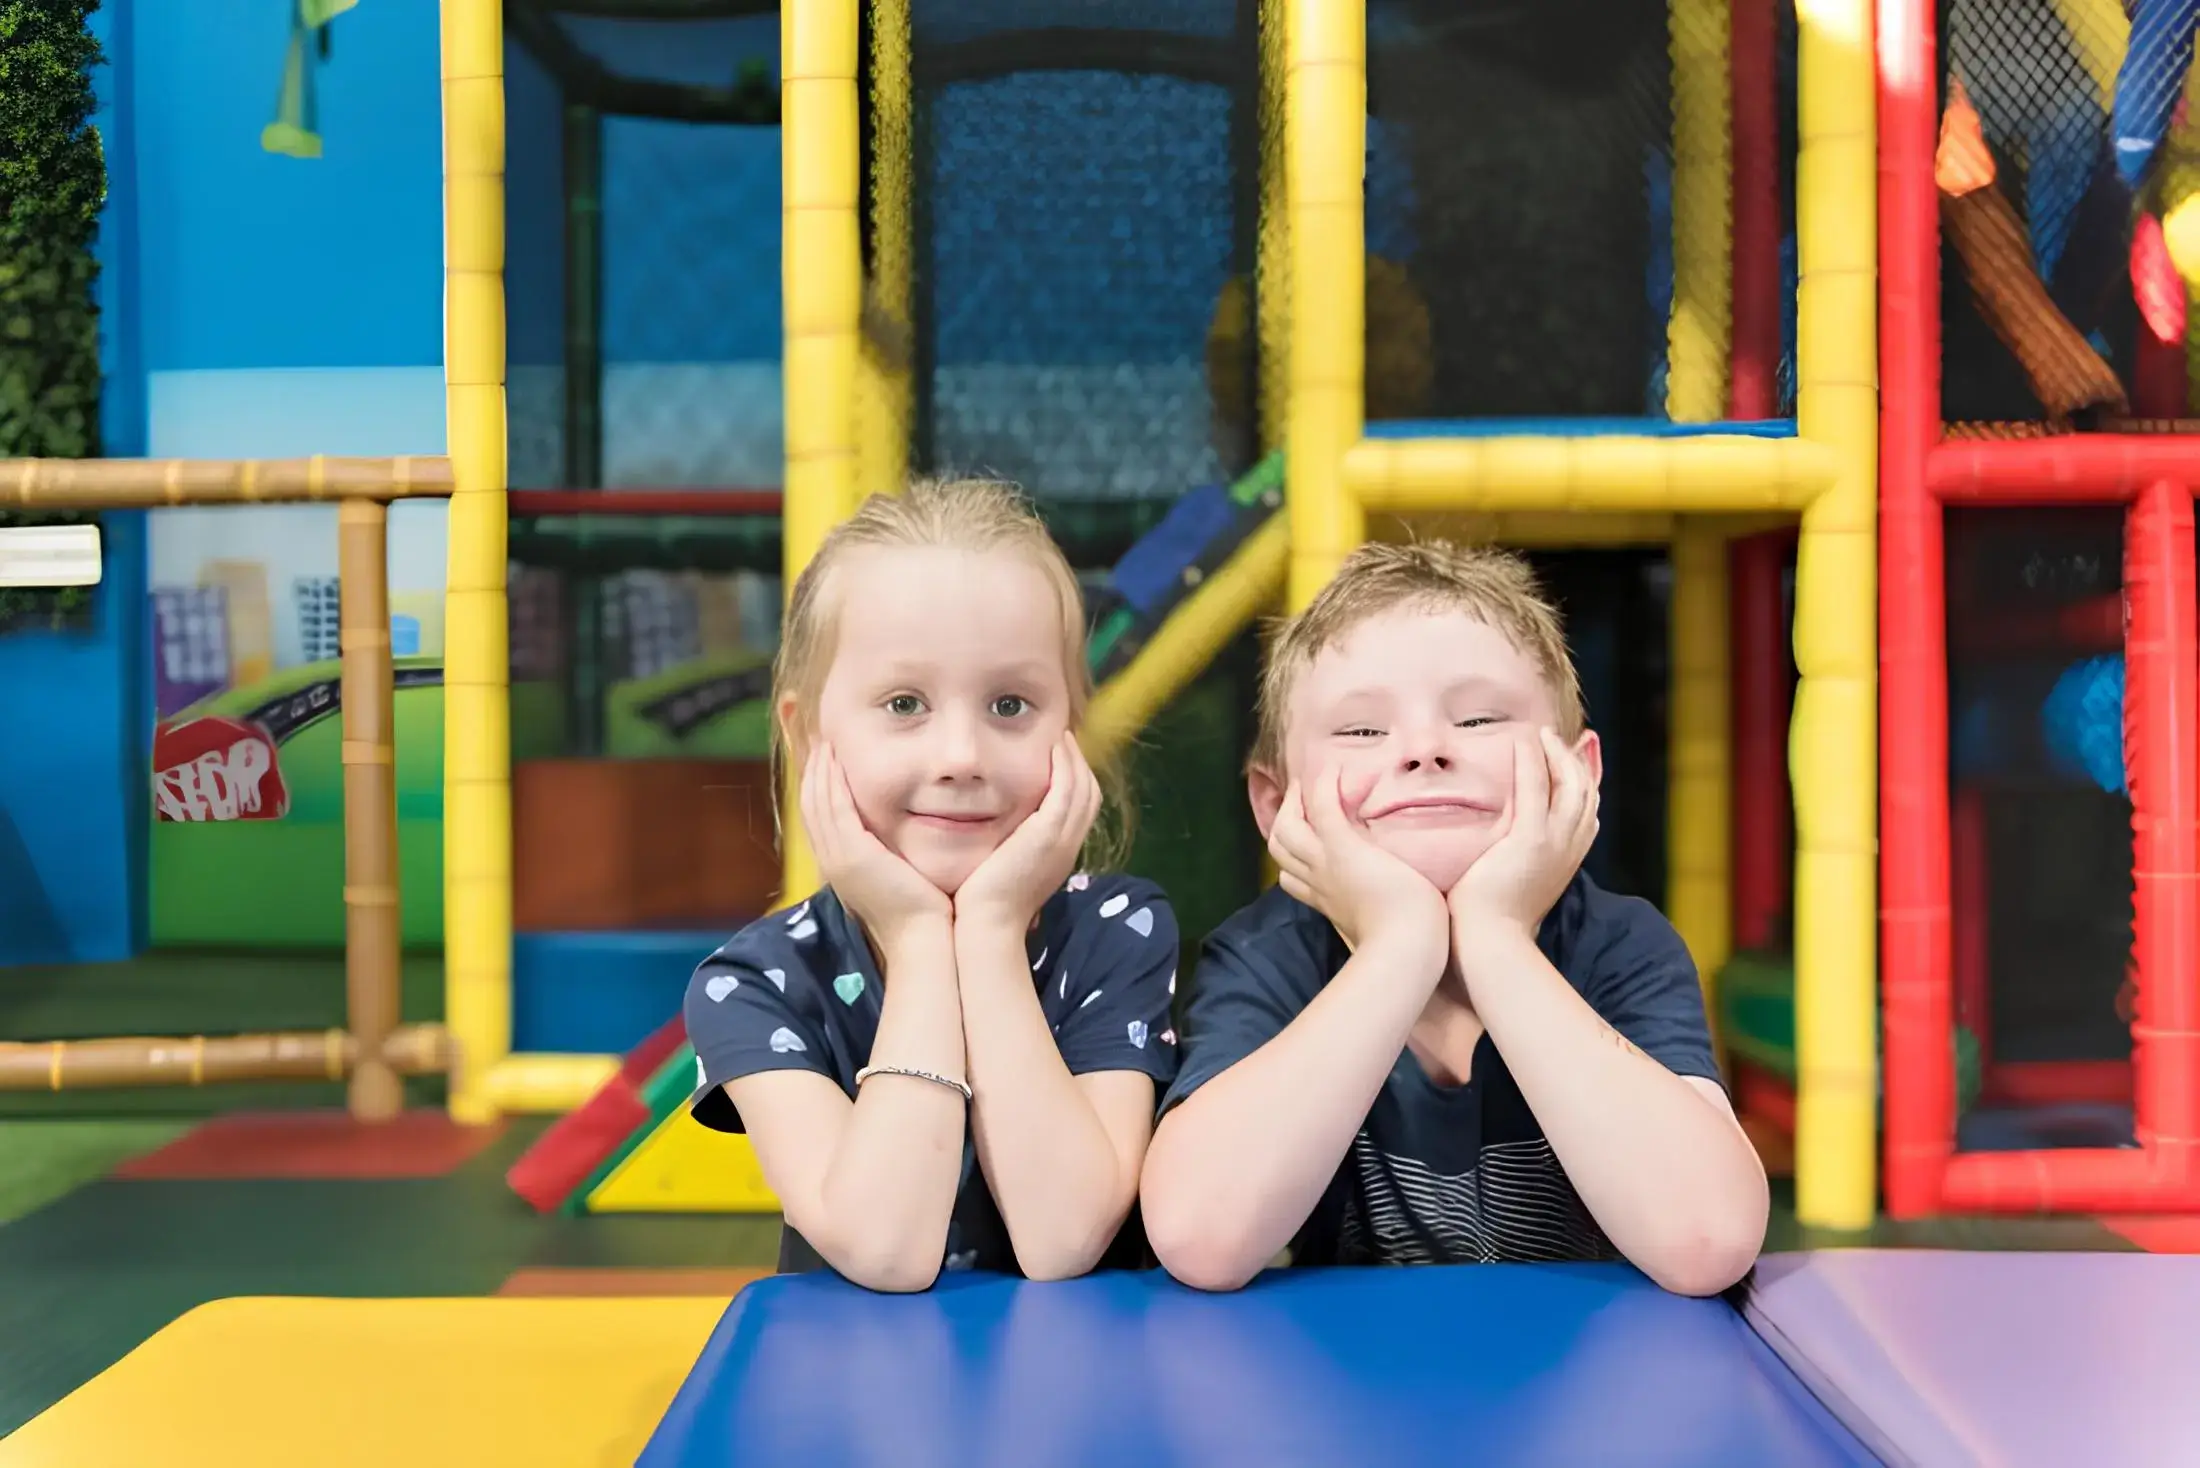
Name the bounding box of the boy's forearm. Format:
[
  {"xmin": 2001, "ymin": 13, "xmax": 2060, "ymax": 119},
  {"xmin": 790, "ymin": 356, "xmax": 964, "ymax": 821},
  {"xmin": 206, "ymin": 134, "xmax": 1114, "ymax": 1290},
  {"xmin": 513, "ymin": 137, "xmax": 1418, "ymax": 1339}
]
[
  {"xmin": 1454, "ymin": 924, "xmax": 1767, "ymax": 1296},
  {"xmin": 818, "ymin": 920, "xmax": 968, "ymax": 1291},
  {"xmin": 1143, "ymin": 932, "xmax": 1446, "ymax": 1290},
  {"xmin": 954, "ymin": 922, "xmax": 1133, "ymax": 1281}
]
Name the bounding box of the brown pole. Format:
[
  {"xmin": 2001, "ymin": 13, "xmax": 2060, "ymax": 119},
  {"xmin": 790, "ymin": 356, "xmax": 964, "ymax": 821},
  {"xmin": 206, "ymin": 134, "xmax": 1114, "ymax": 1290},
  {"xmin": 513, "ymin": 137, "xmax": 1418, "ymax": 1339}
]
[
  {"xmin": 340, "ymin": 499, "xmax": 405, "ymax": 1121},
  {"xmin": 0, "ymin": 456, "xmax": 453, "ymax": 511},
  {"xmin": 0, "ymin": 1024, "xmax": 452, "ymax": 1091}
]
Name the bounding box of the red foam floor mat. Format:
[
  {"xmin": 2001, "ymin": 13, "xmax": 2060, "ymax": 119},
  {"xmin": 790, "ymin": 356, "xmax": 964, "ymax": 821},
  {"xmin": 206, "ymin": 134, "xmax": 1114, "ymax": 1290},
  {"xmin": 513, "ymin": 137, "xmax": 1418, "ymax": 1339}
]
[
  {"xmin": 112, "ymin": 1110, "xmax": 507, "ymax": 1180},
  {"xmin": 2100, "ymin": 1214, "xmax": 2200, "ymax": 1254}
]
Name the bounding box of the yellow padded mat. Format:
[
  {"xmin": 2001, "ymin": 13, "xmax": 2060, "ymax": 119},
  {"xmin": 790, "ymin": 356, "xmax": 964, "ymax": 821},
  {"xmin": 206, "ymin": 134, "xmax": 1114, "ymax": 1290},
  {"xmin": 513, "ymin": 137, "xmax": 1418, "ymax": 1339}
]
[{"xmin": 0, "ymin": 1296, "xmax": 724, "ymax": 1468}]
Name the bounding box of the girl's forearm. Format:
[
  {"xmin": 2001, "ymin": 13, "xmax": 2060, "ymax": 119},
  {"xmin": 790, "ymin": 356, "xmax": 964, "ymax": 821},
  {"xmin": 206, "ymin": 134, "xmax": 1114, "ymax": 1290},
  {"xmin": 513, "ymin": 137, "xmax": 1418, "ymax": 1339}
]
[
  {"xmin": 955, "ymin": 922, "xmax": 1134, "ymax": 1280},
  {"xmin": 1455, "ymin": 924, "xmax": 1767, "ymax": 1296},
  {"xmin": 817, "ymin": 919, "xmax": 969, "ymax": 1291}
]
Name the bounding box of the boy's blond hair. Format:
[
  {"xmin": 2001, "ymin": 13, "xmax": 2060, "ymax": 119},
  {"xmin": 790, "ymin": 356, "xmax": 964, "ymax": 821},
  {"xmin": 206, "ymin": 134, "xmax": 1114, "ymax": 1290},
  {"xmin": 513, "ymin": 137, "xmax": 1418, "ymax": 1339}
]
[
  {"xmin": 772, "ymin": 475, "xmax": 1131, "ymax": 867},
  {"xmin": 1250, "ymin": 539, "xmax": 1585, "ymax": 775}
]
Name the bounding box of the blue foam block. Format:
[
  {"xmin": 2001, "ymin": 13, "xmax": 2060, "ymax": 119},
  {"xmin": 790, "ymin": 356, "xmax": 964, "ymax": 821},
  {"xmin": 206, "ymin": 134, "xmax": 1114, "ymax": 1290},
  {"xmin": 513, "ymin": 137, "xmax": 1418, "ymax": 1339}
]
[{"xmin": 511, "ymin": 929, "xmax": 725, "ymax": 1055}]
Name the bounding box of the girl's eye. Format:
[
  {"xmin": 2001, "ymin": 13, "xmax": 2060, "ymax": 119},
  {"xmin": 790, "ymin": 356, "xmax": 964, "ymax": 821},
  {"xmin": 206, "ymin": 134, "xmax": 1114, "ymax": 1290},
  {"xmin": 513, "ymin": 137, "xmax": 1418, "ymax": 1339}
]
[
  {"xmin": 886, "ymin": 694, "xmax": 925, "ymax": 717},
  {"xmin": 991, "ymin": 695, "xmax": 1029, "ymax": 719},
  {"xmin": 1456, "ymin": 716, "xmax": 1499, "ymax": 730},
  {"xmin": 1339, "ymin": 727, "xmax": 1381, "ymax": 739}
]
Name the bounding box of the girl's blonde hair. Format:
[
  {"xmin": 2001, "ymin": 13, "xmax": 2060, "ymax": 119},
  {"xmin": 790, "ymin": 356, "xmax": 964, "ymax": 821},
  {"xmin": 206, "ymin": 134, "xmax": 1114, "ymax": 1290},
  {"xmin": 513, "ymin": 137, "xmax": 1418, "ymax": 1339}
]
[{"xmin": 772, "ymin": 476, "xmax": 1133, "ymax": 869}]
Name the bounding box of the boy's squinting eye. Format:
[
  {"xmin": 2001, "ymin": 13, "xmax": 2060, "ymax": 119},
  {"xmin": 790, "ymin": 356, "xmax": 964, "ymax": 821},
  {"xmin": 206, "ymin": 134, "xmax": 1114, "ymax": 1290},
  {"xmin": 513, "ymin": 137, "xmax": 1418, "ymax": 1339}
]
[
  {"xmin": 885, "ymin": 693, "xmax": 925, "ymax": 717},
  {"xmin": 1455, "ymin": 715, "xmax": 1503, "ymax": 730},
  {"xmin": 990, "ymin": 694, "xmax": 1030, "ymax": 719},
  {"xmin": 1336, "ymin": 726, "xmax": 1384, "ymax": 739}
]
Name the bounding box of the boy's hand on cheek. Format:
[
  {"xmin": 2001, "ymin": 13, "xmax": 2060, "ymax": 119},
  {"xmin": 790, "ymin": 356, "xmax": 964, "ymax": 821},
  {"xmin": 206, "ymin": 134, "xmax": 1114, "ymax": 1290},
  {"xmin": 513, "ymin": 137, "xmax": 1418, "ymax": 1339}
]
[
  {"xmin": 1269, "ymin": 765, "xmax": 1449, "ymax": 973},
  {"xmin": 801, "ymin": 742, "xmax": 952, "ymax": 956},
  {"xmin": 1446, "ymin": 728, "xmax": 1599, "ymax": 955}
]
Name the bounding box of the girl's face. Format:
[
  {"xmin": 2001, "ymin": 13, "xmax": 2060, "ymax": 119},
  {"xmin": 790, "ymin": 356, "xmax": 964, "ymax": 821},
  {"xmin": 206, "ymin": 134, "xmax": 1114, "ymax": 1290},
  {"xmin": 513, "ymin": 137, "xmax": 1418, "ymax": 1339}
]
[{"xmin": 805, "ymin": 544, "xmax": 1075, "ymax": 895}]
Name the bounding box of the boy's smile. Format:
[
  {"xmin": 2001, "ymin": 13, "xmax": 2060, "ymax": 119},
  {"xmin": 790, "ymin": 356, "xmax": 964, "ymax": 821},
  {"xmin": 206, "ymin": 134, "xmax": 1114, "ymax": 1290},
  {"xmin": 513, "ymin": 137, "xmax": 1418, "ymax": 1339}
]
[{"xmin": 1252, "ymin": 606, "xmax": 1600, "ymax": 893}]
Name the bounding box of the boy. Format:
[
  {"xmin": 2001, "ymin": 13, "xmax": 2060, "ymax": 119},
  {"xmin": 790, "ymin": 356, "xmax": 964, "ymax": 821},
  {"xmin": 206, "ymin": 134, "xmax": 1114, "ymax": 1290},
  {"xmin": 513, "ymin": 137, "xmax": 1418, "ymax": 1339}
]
[{"xmin": 1140, "ymin": 540, "xmax": 1768, "ymax": 1295}]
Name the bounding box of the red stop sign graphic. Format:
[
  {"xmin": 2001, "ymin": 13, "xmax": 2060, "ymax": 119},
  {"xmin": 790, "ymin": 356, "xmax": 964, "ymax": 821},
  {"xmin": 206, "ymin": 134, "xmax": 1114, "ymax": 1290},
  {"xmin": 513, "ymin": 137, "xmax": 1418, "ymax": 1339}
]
[{"xmin": 153, "ymin": 717, "xmax": 290, "ymax": 822}]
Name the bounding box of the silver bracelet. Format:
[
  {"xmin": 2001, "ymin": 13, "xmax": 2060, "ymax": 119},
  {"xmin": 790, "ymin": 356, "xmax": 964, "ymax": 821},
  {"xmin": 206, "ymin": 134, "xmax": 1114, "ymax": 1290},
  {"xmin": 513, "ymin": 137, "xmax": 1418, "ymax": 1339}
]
[{"xmin": 854, "ymin": 1064, "xmax": 973, "ymax": 1103}]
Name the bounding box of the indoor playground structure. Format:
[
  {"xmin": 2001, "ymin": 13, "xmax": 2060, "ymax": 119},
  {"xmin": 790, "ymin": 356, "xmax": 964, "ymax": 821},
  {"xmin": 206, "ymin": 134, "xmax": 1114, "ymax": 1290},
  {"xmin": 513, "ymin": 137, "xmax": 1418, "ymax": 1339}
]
[
  {"xmin": 18, "ymin": 0, "xmax": 2200, "ymax": 1461},
  {"xmin": 513, "ymin": 0, "xmax": 1891, "ymax": 1230},
  {"xmin": 515, "ymin": 0, "xmax": 2200, "ymax": 1233}
]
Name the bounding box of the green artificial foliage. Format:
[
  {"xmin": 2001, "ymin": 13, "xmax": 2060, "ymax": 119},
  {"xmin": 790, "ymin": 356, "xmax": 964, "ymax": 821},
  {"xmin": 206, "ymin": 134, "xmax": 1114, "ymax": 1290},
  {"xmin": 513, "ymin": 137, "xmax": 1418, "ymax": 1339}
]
[{"xmin": 0, "ymin": 0, "xmax": 104, "ymax": 633}]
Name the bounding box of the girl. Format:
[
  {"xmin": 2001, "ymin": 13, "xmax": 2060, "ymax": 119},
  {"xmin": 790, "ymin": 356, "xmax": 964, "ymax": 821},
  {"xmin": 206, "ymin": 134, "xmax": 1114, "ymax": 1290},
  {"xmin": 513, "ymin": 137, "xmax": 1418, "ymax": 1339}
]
[{"xmin": 683, "ymin": 477, "xmax": 1180, "ymax": 1291}]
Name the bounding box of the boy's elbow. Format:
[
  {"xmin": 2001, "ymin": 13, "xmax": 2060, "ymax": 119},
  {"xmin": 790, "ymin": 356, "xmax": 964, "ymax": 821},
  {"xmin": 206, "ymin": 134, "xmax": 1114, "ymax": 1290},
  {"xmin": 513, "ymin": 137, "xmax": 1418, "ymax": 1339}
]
[
  {"xmin": 1154, "ymin": 1233, "xmax": 1265, "ymax": 1293},
  {"xmin": 1143, "ymin": 1184, "xmax": 1264, "ymax": 1292},
  {"xmin": 1638, "ymin": 1212, "xmax": 1765, "ymax": 1298}
]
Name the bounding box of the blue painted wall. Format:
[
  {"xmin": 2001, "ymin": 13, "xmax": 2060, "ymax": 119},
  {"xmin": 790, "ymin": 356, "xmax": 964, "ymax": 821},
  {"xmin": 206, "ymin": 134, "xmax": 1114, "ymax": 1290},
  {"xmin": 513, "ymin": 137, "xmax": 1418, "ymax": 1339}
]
[
  {"xmin": 0, "ymin": 4, "xmax": 790, "ymax": 962},
  {"xmin": 1, "ymin": 0, "xmax": 455, "ymax": 963},
  {"xmin": 133, "ymin": 2, "xmax": 444, "ymax": 372},
  {"xmin": 0, "ymin": 0, "xmax": 148, "ymax": 964}
]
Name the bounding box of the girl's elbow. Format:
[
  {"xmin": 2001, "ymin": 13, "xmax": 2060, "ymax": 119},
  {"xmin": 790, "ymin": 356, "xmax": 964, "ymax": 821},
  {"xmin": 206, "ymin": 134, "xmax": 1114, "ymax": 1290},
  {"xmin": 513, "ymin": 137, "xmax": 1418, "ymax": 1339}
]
[
  {"xmin": 810, "ymin": 1217, "xmax": 948, "ymax": 1293},
  {"xmin": 1017, "ymin": 1244, "xmax": 1103, "ymax": 1284},
  {"xmin": 1013, "ymin": 1194, "xmax": 1137, "ymax": 1283},
  {"xmin": 838, "ymin": 1246, "xmax": 944, "ymax": 1294},
  {"xmin": 1010, "ymin": 1221, "xmax": 1108, "ymax": 1283}
]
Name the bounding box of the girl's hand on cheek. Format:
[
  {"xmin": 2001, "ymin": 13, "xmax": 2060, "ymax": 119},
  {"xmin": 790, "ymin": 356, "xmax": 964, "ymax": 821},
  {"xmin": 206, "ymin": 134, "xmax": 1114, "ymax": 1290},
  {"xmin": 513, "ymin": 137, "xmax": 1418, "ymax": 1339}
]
[
  {"xmin": 954, "ymin": 732, "xmax": 1100, "ymax": 936},
  {"xmin": 800, "ymin": 742, "xmax": 951, "ymax": 954}
]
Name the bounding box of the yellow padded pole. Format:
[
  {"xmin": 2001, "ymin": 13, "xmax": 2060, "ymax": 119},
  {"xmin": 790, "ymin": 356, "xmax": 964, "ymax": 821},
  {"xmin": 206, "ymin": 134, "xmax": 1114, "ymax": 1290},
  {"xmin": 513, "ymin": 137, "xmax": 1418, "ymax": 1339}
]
[
  {"xmin": 482, "ymin": 1054, "xmax": 622, "ymax": 1113},
  {"xmin": 1342, "ymin": 433, "xmax": 1835, "ymax": 511},
  {"xmin": 854, "ymin": 0, "xmax": 911, "ymax": 499},
  {"xmin": 1665, "ymin": 0, "xmax": 1734, "ymax": 1019},
  {"xmin": 1667, "ymin": 0, "xmax": 1733, "ymax": 423},
  {"xmin": 1791, "ymin": 0, "xmax": 1878, "ymax": 1231},
  {"xmin": 1284, "ymin": 0, "xmax": 1366, "ymax": 612},
  {"xmin": 440, "ymin": 0, "xmax": 513, "ymax": 1125},
  {"xmin": 780, "ymin": 0, "xmax": 864, "ymax": 904},
  {"xmin": 1666, "ymin": 524, "xmax": 1732, "ymax": 1003}
]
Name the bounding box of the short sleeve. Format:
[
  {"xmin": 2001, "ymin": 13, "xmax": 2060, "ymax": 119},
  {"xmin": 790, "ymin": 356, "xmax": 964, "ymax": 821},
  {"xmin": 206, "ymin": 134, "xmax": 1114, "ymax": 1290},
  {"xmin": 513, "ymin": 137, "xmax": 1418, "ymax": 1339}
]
[
  {"xmin": 1580, "ymin": 898, "xmax": 1723, "ymax": 1087},
  {"xmin": 1158, "ymin": 899, "xmax": 1330, "ymax": 1116},
  {"xmin": 684, "ymin": 945, "xmax": 835, "ymax": 1133},
  {"xmin": 1049, "ymin": 878, "xmax": 1181, "ymax": 1086}
]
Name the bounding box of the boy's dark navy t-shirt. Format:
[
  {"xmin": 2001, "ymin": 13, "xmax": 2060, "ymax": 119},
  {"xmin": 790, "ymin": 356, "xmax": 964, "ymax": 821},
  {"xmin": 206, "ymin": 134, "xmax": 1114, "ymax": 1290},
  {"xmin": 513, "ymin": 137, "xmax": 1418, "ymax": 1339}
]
[
  {"xmin": 684, "ymin": 874, "xmax": 1180, "ymax": 1276},
  {"xmin": 1161, "ymin": 873, "xmax": 1721, "ymax": 1267}
]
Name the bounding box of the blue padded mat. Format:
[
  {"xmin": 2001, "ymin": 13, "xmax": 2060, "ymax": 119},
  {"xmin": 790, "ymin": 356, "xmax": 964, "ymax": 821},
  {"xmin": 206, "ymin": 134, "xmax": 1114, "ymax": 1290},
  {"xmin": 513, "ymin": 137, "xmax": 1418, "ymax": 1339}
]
[{"xmin": 639, "ymin": 1263, "xmax": 1876, "ymax": 1467}]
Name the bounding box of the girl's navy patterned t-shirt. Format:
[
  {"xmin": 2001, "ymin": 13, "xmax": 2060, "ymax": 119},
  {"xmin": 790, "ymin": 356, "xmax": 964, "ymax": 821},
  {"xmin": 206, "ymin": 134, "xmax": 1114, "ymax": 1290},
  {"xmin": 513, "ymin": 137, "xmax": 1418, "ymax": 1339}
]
[{"xmin": 684, "ymin": 873, "xmax": 1181, "ymax": 1276}]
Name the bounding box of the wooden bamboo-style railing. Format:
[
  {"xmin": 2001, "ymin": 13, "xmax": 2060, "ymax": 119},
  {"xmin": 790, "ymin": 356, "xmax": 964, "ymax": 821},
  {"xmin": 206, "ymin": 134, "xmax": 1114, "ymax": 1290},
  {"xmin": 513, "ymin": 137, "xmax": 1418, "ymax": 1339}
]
[
  {"xmin": 3, "ymin": 455, "xmax": 453, "ymax": 510},
  {"xmin": 0, "ymin": 455, "xmax": 455, "ymax": 1120},
  {"xmin": 0, "ymin": 1024, "xmax": 452, "ymax": 1092}
]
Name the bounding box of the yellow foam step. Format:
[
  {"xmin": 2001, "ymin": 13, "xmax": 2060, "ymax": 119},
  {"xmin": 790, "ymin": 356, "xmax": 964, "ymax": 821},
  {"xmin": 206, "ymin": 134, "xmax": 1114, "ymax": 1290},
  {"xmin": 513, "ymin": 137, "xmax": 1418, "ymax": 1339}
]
[{"xmin": 585, "ymin": 1106, "xmax": 780, "ymax": 1214}]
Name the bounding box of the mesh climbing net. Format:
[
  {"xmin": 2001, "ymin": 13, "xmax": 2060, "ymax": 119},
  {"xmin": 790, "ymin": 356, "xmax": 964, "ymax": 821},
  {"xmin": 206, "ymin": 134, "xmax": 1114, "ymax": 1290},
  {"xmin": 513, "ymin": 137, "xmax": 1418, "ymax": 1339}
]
[{"xmin": 1938, "ymin": 0, "xmax": 2198, "ymax": 422}]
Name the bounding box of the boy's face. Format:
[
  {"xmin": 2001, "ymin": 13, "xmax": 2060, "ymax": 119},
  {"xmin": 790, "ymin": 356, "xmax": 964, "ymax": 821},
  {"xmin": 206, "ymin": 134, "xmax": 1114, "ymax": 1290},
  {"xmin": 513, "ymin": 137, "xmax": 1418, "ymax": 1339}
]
[{"xmin": 1249, "ymin": 605, "xmax": 1601, "ymax": 894}]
